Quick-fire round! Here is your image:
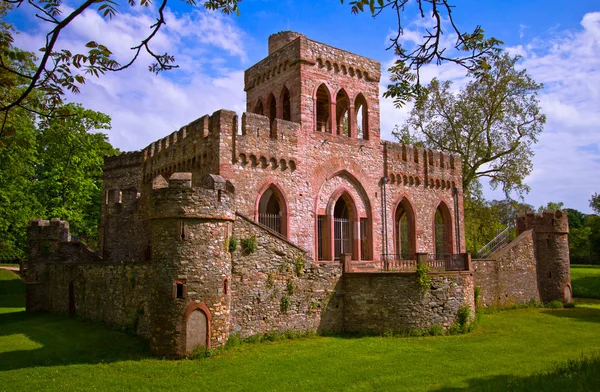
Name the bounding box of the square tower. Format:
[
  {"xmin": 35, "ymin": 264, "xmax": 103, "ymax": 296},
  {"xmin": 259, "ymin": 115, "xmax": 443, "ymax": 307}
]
[{"xmin": 244, "ymin": 32, "xmax": 381, "ymax": 143}]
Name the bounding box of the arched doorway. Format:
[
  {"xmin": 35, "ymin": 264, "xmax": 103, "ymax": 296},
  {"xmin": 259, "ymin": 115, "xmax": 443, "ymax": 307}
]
[
  {"xmin": 186, "ymin": 308, "xmax": 208, "ymax": 354},
  {"xmin": 257, "ymin": 184, "xmax": 288, "ymax": 237},
  {"xmin": 395, "ymin": 198, "xmax": 416, "ymax": 261},
  {"xmin": 434, "ymin": 202, "xmax": 453, "ymax": 257},
  {"xmin": 315, "ymin": 84, "xmax": 331, "ymax": 133},
  {"xmin": 334, "ymin": 197, "xmax": 352, "ymax": 259}
]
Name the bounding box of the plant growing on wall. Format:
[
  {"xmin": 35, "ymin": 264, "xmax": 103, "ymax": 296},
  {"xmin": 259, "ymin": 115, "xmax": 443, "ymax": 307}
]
[
  {"xmin": 228, "ymin": 235, "xmax": 238, "ymax": 253},
  {"xmin": 295, "ymin": 256, "xmax": 304, "ymax": 276},
  {"xmin": 267, "ymin": 272, "xmax": 275, "ymax": 288},
  {"xmin": 416, "ymin": 262, "xmax": 431, "ymax": 292},
  {"xmin": 286, "ymin": 279, "xmax": 296, "ymax": 295},
  {"xmin": 241, "ymin": 236, "xmax": 257, "ymax": 254},
  {"xmin": 280, "ymin": 295, "xmax": 291, "ymax": 313}
]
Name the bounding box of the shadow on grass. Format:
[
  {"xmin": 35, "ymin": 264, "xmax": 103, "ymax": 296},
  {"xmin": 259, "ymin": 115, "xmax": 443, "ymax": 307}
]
[
  {"xmin": 0, "ymin": 277, "xmax": 151, "ymax": 371},
  {"xmin": 434, "ymin": 353, "xmax": 600, "ymax": 392},
  {"xmin": 537, "ymin": 304, "xmax": 600, "ymax": 324},
  {"xmin": 572, "ymin": 276, "xmax": 600, "ymax": 299}
]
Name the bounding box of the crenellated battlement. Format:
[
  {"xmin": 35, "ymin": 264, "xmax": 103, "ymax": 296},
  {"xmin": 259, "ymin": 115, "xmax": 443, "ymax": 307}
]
[
  {"xmin": 104, "ymin": 151, "xmax": 143, "ymax": 171},
  {"xmin": 28, "ymin": 218, "xmax": 71, "ymax": 243},
  {"xmin": 517, "ymin": 210, "xmax": 570, "ymax": 235},
  {"xmin": 150, "ymin": 172, "xmax": 235, "ymax": 221},
  {"xmin": 383, "ymin": 141, "xmax": 462, "ymax": 191}
]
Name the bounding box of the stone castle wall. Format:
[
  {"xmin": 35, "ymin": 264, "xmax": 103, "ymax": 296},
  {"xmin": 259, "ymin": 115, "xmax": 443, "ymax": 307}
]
[
  {"xmin": 231, "ymin": 214, "xmax": 344, "ymax": 336},
  {"xmin": 43, "ymin": 261, "xmax": 153, "ymax": 337},
  {"xmin": 343, "ymin": 272, "xmax": 474, "ymax": 333},
  {"xmin": 472, "ymin": 230, "xmax": 539, "ymax": 307}
]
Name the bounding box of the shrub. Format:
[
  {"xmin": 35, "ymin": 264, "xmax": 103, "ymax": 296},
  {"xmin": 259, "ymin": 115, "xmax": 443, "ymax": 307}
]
[
  {"xmin": 428, "ymin": 325, "xmax": 443, "ymax": 336},
  {"xmin": 241, "ymin": 236, "xmax": 257, "ymax": 254},
  {"xmin": 457, "ymin": 305, "xmax": 471, "ymax": 329},
  {"xmin": 228, "ymin": 235, "xmax": 238, "ymax": 253},
  {"xmin": 474, "ymin": 286, "xmax": 482, "ymax": 307},
  {"xmin": 546, "ymin": 300, "xmax": 564, "ymax": 309},
  {"xmin": 416, "ymin": 262, "xmax": 431, "ymax": 292}
]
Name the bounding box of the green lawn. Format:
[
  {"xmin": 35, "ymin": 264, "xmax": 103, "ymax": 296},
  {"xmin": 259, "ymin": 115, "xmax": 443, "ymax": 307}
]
[
  {"xmin": 1, "ymin": 269, "xmax": 600, "ymax": 391},
  {"xmin": 571, "ymin": 264, "xmax": 600, "ymax": 299}
]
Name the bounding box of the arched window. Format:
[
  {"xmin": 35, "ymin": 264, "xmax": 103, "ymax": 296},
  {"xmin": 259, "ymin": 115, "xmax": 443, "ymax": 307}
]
[
  {"xmin": 355, "ymin": 93, "xmax": 368, "ymax": 140},
  {"xmin": 254, "ymin": 100, "xmax": 264, "ymax": 116},
  {"xmin": 267, "ymin": 93, "xmax": 276, "ymax": 125},
  {"xmin": 315, "ymin": 84, "xmax": 331, "ymax": 133},
  {"xmin": 257, "ymin": 185, "xmax": 288, "ymax": 237},
  {"xmin": 434, "ymin": 202, "xmax": 453, "ymax": 257},
  {"xmin": 281, "ymin": 86, "xmax": 291, "ymax": 121},
  {"xmin": 395, "ymin": 198, "xmax": 416, "ymax": 261},
  {"xmin": 335, "ymin": 89, "xmax": 350, "ymax": 136}
]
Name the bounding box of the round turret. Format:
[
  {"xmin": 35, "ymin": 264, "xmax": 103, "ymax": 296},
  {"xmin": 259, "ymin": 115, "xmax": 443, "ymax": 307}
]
[{"xmin": 148, "ymin": 172, "xmax": 235, "ymax": 357}]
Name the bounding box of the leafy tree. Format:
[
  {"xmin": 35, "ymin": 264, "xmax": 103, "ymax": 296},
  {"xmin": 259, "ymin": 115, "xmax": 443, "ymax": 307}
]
[
  {"xmin": 537, "ymin": 201, "xmax": 564, "ymax": 213},
  {"xmin": 33, "ymin": 103, "xmax": 118, "ymax": 246},
  {"xmin": 0, "ymin": 0, "xmax": 501, "ymax": 131},
  {"xmin": 398, "ymin": 53, "xmax": 545, "ymax": 198},
  {"xmin": 590, "ymin": 193, "xmax": 600, "ymax": 214}
]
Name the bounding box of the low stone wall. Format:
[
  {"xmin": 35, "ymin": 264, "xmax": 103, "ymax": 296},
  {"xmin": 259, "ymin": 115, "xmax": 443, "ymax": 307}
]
[
  {"xmin": 473, "ymin": 230, "xmax": 539, "ymax": 306},
  {"xmin": 43, "ymin": 261, "xmax": 153, "ymax": 337},
  {"xmin": 343, "ymin": 272, "xmax": 474, "ymax": 334},
  {"xmin": 231, "ymin": 214, "xmax": 343, "ymax": 337}
]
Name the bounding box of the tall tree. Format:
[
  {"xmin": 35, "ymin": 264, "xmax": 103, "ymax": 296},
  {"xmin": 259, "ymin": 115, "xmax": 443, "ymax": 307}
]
[
  {"xmin": 397, "ymin": 53, "xmax": 545, "ymax": 198},
  {"xmin": 34, "ymin": 103, "xmax": 118, "ymax": 245},
  {"xmin": 590, "ymin": 193, "xmax": 600, "ymax": 214}
]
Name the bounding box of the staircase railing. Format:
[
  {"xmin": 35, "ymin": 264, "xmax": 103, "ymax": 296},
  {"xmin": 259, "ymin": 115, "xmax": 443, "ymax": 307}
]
[{"xmin": 476, "ymin": 223, "xmax": 514, "ymax": 259}]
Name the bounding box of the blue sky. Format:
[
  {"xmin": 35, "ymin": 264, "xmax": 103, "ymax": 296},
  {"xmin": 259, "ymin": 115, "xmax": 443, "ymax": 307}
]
[{"xmin": 8, "ymin": 0, "xmax": 600, "ymax": 213}]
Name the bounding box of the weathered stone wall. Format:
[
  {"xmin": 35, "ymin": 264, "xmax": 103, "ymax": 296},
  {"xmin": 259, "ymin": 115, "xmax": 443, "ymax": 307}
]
[
  {"xmin": 43, "ymin": 261, "xmax": 153, "ymax": 337},
  {"xmin": 518, "ymin": 210, "xmax": 572, "ymax": 303},
  {"xmin": 148, "ymin": 174, "xmax": 235, "ymax": 357},
  {"xmin": 231, "ymin": 214, "xmax": 344, "ymax": 336},
  {"xmin": 343, "ymin": 272, "xmax": 474, "ymax": 333},
  {"xmin": 472, "ymin": 230, "xmax": 540, "ymax": 307}
]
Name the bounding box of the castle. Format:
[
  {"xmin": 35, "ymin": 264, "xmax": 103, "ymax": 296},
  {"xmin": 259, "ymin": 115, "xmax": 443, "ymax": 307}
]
[{"xmin": 25, "ymin": 32, "xmax": 571, "ymax": 358}]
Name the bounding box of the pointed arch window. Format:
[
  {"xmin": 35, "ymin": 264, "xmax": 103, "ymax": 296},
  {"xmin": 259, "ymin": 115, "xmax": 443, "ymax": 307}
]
[
  {"xmin": 355, "ymin": 93, "xmax": 368, "ymax": 140},
  {"xmin": 254, "ymin": 100, "xmax": 264, "ymax": 116},
  {"xmin": 315, "ymin": 84, "xmax": 331, "ymax": 133},
  {"xmin": 434, "ymin": 203, "xmax": 453, "ymax": 257},
  {"xmin": 282, "ymin": 86, "xmax": 291, "ymax": 121},
  {"xmin": 395, "ymin": 199, "xmax": 416, "ymax": 260},
  {"xmin": 335, "ymin": 89, "xmax": 350, "ymax": 136},
  {"xmin": 267, "ymin": 93, "xmax": 276, "ymax": 125},
  {"xmin": 257, "ymin": 185, "xmax": 288, "ymax": 237}
]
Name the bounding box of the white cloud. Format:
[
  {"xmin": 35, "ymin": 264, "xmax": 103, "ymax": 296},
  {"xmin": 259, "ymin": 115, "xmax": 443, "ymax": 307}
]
[
  {"xmin": 378, "ymin": 12, "xmax": 600, "ymax": 212},
  {"xmin": 13, "ymin": 4, "xmax": 247, "ymax": 152}
]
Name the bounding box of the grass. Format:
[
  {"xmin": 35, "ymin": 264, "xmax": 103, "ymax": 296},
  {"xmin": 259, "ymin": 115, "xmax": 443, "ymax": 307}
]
[
  {"xmin": 571, "ymin": 264, "xmax": 600, "ymax": 298},
  {"xmin": 1, "ymin": 270, "xmax": 600, "ymax": 391}
]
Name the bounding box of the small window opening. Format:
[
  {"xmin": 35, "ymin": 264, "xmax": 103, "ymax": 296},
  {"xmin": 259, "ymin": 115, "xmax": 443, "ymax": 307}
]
[
  {"xmin": 180, "ymin": 222, "xmax": 187, "ymax": 241},
  {"xmin": 176, "ymin": 284, "xmax": 184, "ymax": 298},
  {"xmin": 224, "ymin": 278, "xmax": 229, "ymax": 295}
]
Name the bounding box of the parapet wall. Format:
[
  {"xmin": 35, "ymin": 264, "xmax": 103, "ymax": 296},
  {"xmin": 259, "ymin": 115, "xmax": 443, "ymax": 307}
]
[
  {"xmin": 43, "ymin": 261, "xmax": 153, "ymax": 337},
  {"xmin": 517, "ymin": 210, "xmax": 569, "ymax": 235},
  {"xmin": 343, "ymin": 272, "xmax": 474, "ymax": 333},
  {"xmin": 383, "ymin": 141, "xmax": 462, "ymax": 190},
  {"xmin": 231, "ymin": 214, "xmax": 344, "ymax": 336},
  {"xmin": 472, "ymin": 230, "xmax": 540, "ymax": 307},
  {"xmin": 234, "ymin": 112, "xmax": 299, "ymax": 173}
]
